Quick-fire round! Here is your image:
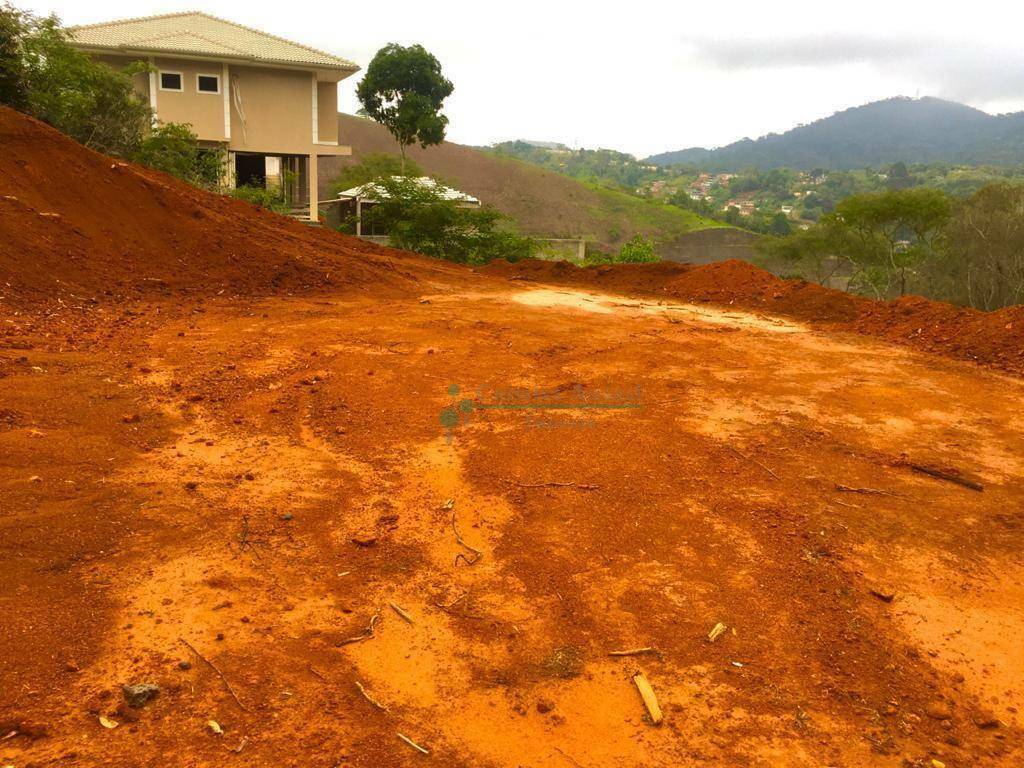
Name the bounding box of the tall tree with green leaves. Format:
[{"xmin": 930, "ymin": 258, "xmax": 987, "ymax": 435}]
[
  {"xmin": 356, "ymin": 44, "xmax": 453, "ymax": 173},
  {"xmin": 0, "ymin": 3, "xmax": 30, "ymax": 109}
]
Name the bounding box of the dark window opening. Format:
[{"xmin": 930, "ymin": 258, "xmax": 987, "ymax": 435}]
[
  {"xmin": 197, "ymin": 74, "xmax": 219, "ymax": 93},
  {"xmin": 159, "ymin": 71, "xmax": 182, "ymax": 91},
  {"xmin": 235, "ymin": 154, "xmax": 266, "ymax": 189}
]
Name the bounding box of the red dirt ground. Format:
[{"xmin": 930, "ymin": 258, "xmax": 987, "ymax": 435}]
[{"xmin": 2, "ymin": 108, "xmax": 1023, "ymax": 768}]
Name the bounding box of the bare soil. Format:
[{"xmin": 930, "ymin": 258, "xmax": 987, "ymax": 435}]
[{"xmin": 2, "ymin": 108, "xmax": 1022, "ymax": 768}]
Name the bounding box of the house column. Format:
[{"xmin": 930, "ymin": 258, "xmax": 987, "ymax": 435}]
[{"xmin": 308, "ymin": 153, "xmax": 318, "ymax": 221}]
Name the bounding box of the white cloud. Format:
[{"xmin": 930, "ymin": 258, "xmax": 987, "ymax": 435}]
[{"xmin": 17, "ymin": 0, "xmax": 1024, "ymax": 156}]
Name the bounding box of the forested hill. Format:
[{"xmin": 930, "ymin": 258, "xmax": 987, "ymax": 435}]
[{"xmin": 646, "ymin": 97, "xmax": 1024, "ymax": 170}]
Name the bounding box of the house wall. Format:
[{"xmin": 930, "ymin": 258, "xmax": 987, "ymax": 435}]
[
  {"xmin": 152, "ymin": 56, "xmax": 226, "ymax": 141},
  {"xmin": 317, "ymin": 82, "xmax": 338, "ymax": 145},
  {"xmin": 228, "ymin": 65, "xmax": 313, "ymax": 155}
]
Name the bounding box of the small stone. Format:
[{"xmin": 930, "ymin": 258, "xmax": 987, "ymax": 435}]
[
  {"xmin": 281, "ymin": 513, "xmax": 293, "ymax": 521},
  {"xmin": 351, "ymin": 535, "xmax": 377, "ymax": 548},
  {"xmin": 924, "ymin": 700, "xmax": 953, "ymax": 720},
  {"xmin": 121, "ymin": 683, "xmax": 160, "ymax": 709},
  {"xmin": 870, "ymin": 587, "xmax": 896, "ymax": 603},
  {"xmin": 184, "ymin": 481, "xmax": 198, "ymax": 491},
  {"xmin": 536, "ymin": 698, "xmax": 554, "ymax": 714}
]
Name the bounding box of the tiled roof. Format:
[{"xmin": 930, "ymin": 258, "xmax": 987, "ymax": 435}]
[{"xmin": 69, "ymin": 12, "xmax": 358, "ymax": 71}]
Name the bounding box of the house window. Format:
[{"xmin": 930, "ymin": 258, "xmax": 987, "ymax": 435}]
[
  {"xmin": 158, "ymin": 71, "xmax": 183, "ymax": 91},
  {"xmin": 196, "ymin": 74, "xmax": 220, "ymax": 94}
]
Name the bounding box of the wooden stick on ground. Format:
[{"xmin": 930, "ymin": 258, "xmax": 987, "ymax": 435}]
[
  {"xmin": 724, "ymin": 444, "xmax": 780, "ymax": 481},
  {"xmin": 608, "ymin": 647, "xmax": 660, "ymax": 658},
  {"xmin": 389, "ymin": 602, "xmax": 415, "ymax": 625},
  {"xmin": 355, "ymin": 680, "xmax": 389, "ymax": 712},
  {"xmin": 907, "ymin": 462, "xmax": 984, "ymax": 492},
  {"xmin": 507, "ymin": 480, "xmax": 600, "ymax": 490},
  {"xmin": 632, "ymin": 671, "xmax": 663, "ymax": 725},
  {"xmin": 337, "ymin": 611, "xmax": 381, "ymax": 646},
  {"xmin": 178, "ymin": 637, "xmax": 248, "ymax": 712},
  {"xmin": 397, "ymin": 732, "xmax": 430, "ymax": 755},
  {"xmin": 835, "ymin": 483, "xmax": 899, "ymax": 496}
]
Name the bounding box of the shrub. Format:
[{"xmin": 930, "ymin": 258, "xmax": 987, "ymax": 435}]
[
  {"xmin": 229, "ymin": 184, "xmax": 292, "ymax": 215},
  {"xmin": 133, "ymin": 122, "xmax": 224, "ymax": 189},
  {"xmin": 361, "ymin": 175, "xmax": 536, "ymax": 265},
  {"xmin": 615, "ymin": 235, "xmax": 658, "ymax": 263}
]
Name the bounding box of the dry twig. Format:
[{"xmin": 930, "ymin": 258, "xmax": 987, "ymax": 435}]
[
  {"xmin": 355, "ymin": 680, "xmax": 389, "ymax": 712},
  {"xmin": 608, "ymin": 647, "xmax": 661, "ymax": 658},
  {"xmin": 506, "ymin": 479, "xmax": 600, "ymax": 490},
  {"xmin": 447, "ymin": 500, "xmax": 481, "ymax": 566},
  {"xmin": 389, "ymin": 602, "xmax": 415, "ymax": 624},
  {"xmin": 724, "ymin": 444, "xmax": 780, "ymax": 481},
  {"xmin": 906, "ymin": 462, "xmax": 983, "ymax": 492},
  {"xmin": 397, "ymin": 732, "xmax": 429, "ymax": 754},
  {"xmin": 178, "ymin": 637, "xmax": 248, "ymax": 711},
  {"xmin": 835, "ymin": 483, "xmax": 898, "ymax": 496},
  {"xmin": 337, "ymin": 611, "xmax": 381, "ymax": 646}
]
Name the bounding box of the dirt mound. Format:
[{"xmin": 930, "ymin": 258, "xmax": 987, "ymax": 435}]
[
  {"xmin": 0, "ymin": 107, "xmax": 442, "ymax": 306},
  {"xmin": 484, "ymin": 258, "xmax": 1024, "ymax": 375}
]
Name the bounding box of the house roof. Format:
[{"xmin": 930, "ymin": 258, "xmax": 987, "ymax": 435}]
[
  {"xmin": 68, "ymin": 12, "xmax": 358, "ymax": 72},
  {"xmin": 337, "ymin": 177, "xmax": 480, "ymax": 205}
]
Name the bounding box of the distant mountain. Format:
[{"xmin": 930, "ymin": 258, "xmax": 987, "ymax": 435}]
[{"xmin": 646, "ymin": 97, "xmax": 1024, "ymax": 170}]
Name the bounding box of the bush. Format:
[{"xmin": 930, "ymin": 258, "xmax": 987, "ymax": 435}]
[
  {"xmin": 133, "ymin": 122, "xmax": 224, "ymax": 189},
  {"xmin": 229, "ymin": 184, "xmax": 292, "ymax": 215},
  {"xmin": 2, "ymin": 4, "xmax": 151, "ymax": 157},
  {"xmin": 362, "ymin": 175, "xmax": 536, "ymax": 265},
  {"xmin": 615, "ymin": 235, "xmax": 658, "ymax": 263}
]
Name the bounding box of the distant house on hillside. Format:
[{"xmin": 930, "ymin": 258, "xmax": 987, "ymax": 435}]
[
  {"xmin": 334, "ymin": 177, "xmax": 481, "ymax": 238},
  {"xmin": 68, "ymin": 12, "xmax": 359, "ymax": 220}
]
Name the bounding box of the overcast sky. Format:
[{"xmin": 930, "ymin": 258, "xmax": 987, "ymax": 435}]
[{"xmin": 19, "ymin": 0, "xmax": 1024, "ymax": 157}]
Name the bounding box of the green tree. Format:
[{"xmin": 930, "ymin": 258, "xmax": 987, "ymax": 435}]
[
  {"xmin": 769, "ymin": 212, "xmax": 792, "ymax": 236},
  {"xmin": 133, "ymin": 122, "xmax": 224, "ymax": 189},
  {"xmin": 887, "ymin": 161, "xmax": 914, "ymax": 190},
  {"xmin": 942, "ymin": 184, "xmax": 1024, "ymax": 309},
  {"xmin": 2, "ymin": 5, "xmax": 150, "ymax": 156},
  {"xmin": 0, "ymin": 3, "xmax": 29, "ymax": 109},
  {"xmin": 831, "ymin": 188, "xmax": 950, "ymax": 296},
  {"xmin": 356, "ymin": 44, "xmax": 453, "ymax": 173}
]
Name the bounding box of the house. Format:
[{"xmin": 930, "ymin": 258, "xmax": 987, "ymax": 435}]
[
  {"xmin": 334, "ymin": 177, "xmax": 481, "ymax": 238},
  {"xmin": 68, "ymin": 12, "xmax": 359, "ymax": 220}
]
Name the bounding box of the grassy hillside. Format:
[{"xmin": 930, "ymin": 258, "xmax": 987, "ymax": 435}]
[{"xmin": 321, "ymin": 114, "xmax": 731, "ymax": 260}]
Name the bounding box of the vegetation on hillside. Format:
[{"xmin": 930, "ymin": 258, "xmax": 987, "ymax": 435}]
[
  {"xmin": 645, "ymin": 97, "xmax": 1024, "ymax": 171},
  {"xmin": 758, "ymin": 185, "xmax": 1024, "ymax": 309}
]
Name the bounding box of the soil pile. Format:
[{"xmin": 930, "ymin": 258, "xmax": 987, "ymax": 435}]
[
  {"xmin": 485, "ymin": 258, "xmax": 1024, "ymax": 375},
  {"xmin": 0, "ymin": 107, "xmax": 436, "ymax": 305}
]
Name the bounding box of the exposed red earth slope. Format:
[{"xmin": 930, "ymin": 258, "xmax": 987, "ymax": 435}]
[{"xmin": 1, "ymin": 108, "xmax": 1022, "ymax": 768}]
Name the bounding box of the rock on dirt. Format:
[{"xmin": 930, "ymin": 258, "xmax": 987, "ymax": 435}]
[
  {"xmin": 122, "ymin": 683, "xmax": 160, "ymax": 709},
  {"xmin": 924, "ymin": 700, "xmax": 954, "ymax": 720}
]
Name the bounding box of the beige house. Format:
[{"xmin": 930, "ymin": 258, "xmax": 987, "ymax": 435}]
[{"xmin": 69, "ymin": 12, "xmax": 359, "ymax": 220}]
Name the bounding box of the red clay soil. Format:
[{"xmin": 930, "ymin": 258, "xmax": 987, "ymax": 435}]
[
  {"xmin": 2, "ymin": 108, "xmax": 1024, "ymax": 768},
  {"xmin": 483, "ymin": 258, "xmax": 1024, "ymax": 376}
]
